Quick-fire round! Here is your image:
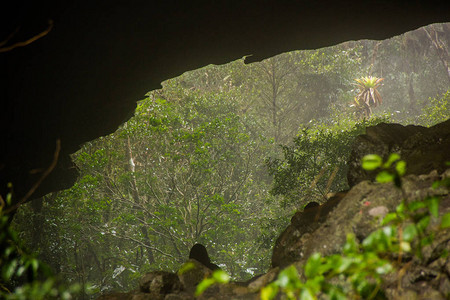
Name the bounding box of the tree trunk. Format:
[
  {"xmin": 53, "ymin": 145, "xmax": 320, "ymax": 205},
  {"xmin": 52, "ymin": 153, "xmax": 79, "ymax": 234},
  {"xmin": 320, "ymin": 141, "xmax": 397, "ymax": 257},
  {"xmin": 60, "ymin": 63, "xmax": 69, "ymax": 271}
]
[
  {"xmin": 423, "ymin": 27, "xmax": 450, "ymax": 83},
  {"xmin": 126, "ymin": 137, "xmax": 155, "ymax": 264}
]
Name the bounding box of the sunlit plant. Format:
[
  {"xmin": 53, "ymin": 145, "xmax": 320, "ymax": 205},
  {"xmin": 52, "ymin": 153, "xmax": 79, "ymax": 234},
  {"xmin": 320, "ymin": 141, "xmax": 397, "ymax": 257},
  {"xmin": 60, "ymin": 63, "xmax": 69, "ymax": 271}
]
[{"xmin": 352, "ymin": 76, "xmax": 384, "ymax": 118}]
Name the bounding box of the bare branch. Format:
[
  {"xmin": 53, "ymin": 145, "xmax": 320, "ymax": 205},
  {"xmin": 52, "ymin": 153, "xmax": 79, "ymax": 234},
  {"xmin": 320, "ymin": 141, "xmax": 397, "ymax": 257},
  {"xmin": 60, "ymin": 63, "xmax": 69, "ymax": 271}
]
[
  {"xmin": 116, "ymin": 234, "xmax": 179, "ymax": 261},
  {"xmin": 0, "ymin": 20, "xmax": 54, "ymax": 53},
  {"xmin": 4, "ymin": 139, "xmax": 60, "ymax": 214}
]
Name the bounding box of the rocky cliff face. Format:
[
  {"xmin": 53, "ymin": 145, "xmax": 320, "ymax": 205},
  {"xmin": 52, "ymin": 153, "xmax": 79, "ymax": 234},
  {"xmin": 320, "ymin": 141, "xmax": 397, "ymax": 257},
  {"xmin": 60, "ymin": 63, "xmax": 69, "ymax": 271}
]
[
  {"xmin": 347, "ymin": 119, "xmax": 450, "ymax": 187},
  {"xmin": 99, "ymin": 119, "xmax": 450, "ymax": 299}
]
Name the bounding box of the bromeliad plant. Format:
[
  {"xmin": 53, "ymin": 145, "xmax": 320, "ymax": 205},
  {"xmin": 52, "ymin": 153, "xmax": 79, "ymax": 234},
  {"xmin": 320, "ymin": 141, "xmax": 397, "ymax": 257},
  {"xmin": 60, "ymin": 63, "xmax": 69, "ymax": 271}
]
[{"xmin": 352, "ymin": 76, "xmax": 384, "ymax": 118}]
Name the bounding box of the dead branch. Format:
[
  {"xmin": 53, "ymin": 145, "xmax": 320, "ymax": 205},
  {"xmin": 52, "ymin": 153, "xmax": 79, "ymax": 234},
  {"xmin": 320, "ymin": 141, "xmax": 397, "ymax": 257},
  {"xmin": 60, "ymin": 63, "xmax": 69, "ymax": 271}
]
[
  {"xmin": 4, "ymin": 139, "xmax": 60, "ymax": 214},
  {"xmin": 0, "ymin": 20, "xmax": 53, "ymax": 53}
]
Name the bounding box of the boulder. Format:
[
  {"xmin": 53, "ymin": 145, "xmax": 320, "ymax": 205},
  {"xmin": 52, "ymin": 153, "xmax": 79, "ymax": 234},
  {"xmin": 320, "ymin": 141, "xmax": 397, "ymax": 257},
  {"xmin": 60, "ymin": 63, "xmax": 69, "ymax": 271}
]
[
  {"xmin": 270, "ymin": 169, "xmax": 450, "ymax": 299},
  {"xmin": 177, "ymin": 259, "xmax": 213, "ymax": 294},
  {"xmin": 301, "ymin": 170, "xmax": 447, "ymax": 261},
  {"xmin": 347, "ymin": 119, "xmax": 450, "ymax": 187},
  {"xmin": 247, "ymin": 268, "xmax": 279, "ymax": 293},
  {"xmin": 271, "ymin": 191, "xmax": 346, "ymax": 268},
  {"xmin": 139, "ymin": 270, "xmax": 182, "ymax": 296}
]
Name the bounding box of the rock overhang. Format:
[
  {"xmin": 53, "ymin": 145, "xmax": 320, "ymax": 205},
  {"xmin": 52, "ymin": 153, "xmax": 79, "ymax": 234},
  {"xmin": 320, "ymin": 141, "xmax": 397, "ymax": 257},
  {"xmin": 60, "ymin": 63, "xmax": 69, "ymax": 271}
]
[{"xmin": 1, "ymin": 0, "xmax": 450, "ymax": 201}]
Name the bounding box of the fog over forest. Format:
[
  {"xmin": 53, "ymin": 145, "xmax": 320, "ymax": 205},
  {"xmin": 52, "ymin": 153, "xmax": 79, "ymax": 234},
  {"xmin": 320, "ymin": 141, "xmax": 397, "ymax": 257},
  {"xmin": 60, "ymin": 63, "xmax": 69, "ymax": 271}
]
[{"xmin": 9, "ymin": 22, "xmax": 450, "ymax": 298}]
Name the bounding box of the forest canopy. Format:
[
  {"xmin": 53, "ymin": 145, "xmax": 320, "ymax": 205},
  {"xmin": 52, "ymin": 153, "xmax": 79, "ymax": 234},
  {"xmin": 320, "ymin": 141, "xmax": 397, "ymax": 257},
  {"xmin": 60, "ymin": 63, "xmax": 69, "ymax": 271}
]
[{"xmin": 7, "ymin": 23, "xmax": 450, "ymax": 299}]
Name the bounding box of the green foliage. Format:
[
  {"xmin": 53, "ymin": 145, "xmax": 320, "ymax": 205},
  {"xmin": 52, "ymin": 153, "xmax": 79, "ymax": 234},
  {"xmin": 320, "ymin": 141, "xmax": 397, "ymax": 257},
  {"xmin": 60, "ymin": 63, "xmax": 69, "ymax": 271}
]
[
  {"xmin": 362, "ymin": 154, "xmax": 445, "ymax": 258},
  {"xmin": 362, "ymin": 153, "xmax": 405, "ymax": 187},
  {"xmin": 262, "ymin": 155, "xmax": 450, "ymax": 299},
  {"xmin": 267, "ymin": 116, "xmax": 388, "ymax": 209},
  {"xmin": 353, "ymin": 76, "xmax": 384, "ymax": 118},
  {"xmin": 195, "ymin": 269, "xmax": 230, "ymax": 296},
  {"xmin": 1, "ymin": 191, "xmax": 82, "ymax": 299},
  {"xmin": 442, "ymin": 213, "xmax": 450, "ymax": 229},
  {"xmin": 261, "ymin": 232, "xmax": 392, "ymax": 300},
  {"xmin": 364, "ymin": 23, "xmax": 450, "ymax": 123},
  {"xmin": 13, "ymin": 85, "xmax": 276, "ymax": 294},
  {"xmin": 418, "ymin": 89, "xmax": 450, "ymax": 126}
]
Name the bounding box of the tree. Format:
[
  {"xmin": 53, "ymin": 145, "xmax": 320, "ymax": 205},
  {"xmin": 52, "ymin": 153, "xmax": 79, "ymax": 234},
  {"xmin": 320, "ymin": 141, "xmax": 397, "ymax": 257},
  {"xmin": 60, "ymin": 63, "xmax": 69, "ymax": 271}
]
[
  {"xmin": 266, "ymin": 115, "xmax": 388, "ymax": 210},
  {"xmin": 14, "ymin": 86, "xmax": 276, "ymax": 295}
]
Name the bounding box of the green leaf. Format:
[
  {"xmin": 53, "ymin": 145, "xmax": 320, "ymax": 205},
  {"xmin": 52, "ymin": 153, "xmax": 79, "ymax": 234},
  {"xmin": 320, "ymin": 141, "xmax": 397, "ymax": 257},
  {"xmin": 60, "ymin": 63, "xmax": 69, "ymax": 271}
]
[
  {"xmin": 395, "ymin": 160, "xmax": 406, "ymax": 176},
  {"xmin": 3, "ymin": 259, "xmax": 18, "ymax": 280},
  {"xmin": 383, "ymin": 153, "xmax": 400, "ymax": 168},
  {"xmin": 335, "ymin": 256, "xmax": 354, "ymax": 273},
  {"xmin": 396, "ymin": 202, "xmax": 406, "ymax": 215},
  {"xmin": 299, "ymin": 287, "xmax": 315, "ymax": 300},
  {"xmin": 381, "ymin": 212, "xmax": 398, "ymax": 225},
  {"xmin": 212, "ymin": 269, "xmax": 230, "ymax": 283},
  {"xmin": 420, "ymin": 235, "xmax": 434, "ymax": 247},
  {"xmin": 426, "ymin": 196, "xmax": 440, "ymax": 218},
  {"xmin": 277, "ymin": 265, "xmax": 300, "ymax": 288},
  {"xmin": 6, "ymin": 192, "xmax": 12, "ymax": 206},
  {"xmin": 375, "ymin": 262, "xmax": 392, "ymax": 275},
  {"xmin": 343, "ymin": 233, "xmax": 358, "ymax": 254},
  {"xmin": 416, "ymin": 216, "xmax": 430, "ymax": 232},
  {"xmin": 304, "ymin": 275, "xmax": 323, "ymax": 294},
  {"xmin": 441, "ymin": 213, "xmax": 450, "ymax": 229},
  {"xmin": 382, "ymin": 225, "xmax": 395, "ymax": 238},
  {"xmin": 304, "ymin": 253, "xmax": 322, "ymax": 278},
  {"xmin": 31, "ymin": 258, "xmax": 39, "ymax": 275},
  {"xmin": 260, "ymin": 284, "xmax": 279, "ymax": 300},
  {"xmin": 16, "ymin": 265, "xmax": 26, "ymax": 277},
  {"xmin": 408, "ymin": 201, "xmax": 427, "ymax": 212},
  {"xmin": 195, "ymin": 278, "xmax": 215, "ymax": 296},
  {"xmin": 178, "ymin": 261, "xmax": 195, "ymax": 275},
  {"xmin": 402, "ymin": 224, "xmax": 417, "ymax": 242},
  {"xmin": 432, "ymin": 178, "xmax": 450, "ymax": 188},
  {"xmin": 376, "ymin": 171, "xmax": 395, "ymax": 183},
  {"xmin": 362, "ymin": 230, "xmax": 380, "ymax": 250},
  {"xmin": 328, "ymin": 286, "xmax": 347, "ymax": 300},
  {"xmin": 361, "ymin": 154, "xmax": 382, "ymax": 171}
]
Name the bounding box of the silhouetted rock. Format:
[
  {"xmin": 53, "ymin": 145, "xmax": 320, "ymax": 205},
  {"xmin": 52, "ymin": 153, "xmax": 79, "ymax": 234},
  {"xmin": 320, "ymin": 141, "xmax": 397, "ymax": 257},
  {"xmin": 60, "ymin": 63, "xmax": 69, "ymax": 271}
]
[{"xmin": 188, "ymin": 243, "xmax": 220, "ymax": 270}]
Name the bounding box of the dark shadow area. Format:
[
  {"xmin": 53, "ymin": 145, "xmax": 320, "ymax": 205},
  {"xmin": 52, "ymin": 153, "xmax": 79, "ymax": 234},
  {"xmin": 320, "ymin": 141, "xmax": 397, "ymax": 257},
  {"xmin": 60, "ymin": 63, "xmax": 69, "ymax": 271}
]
[{"xmin": 1, "ymin": 0, "xmax": 449, "ymax": 201}]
